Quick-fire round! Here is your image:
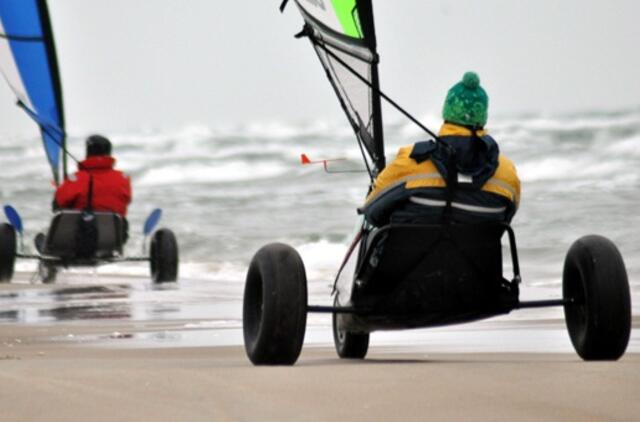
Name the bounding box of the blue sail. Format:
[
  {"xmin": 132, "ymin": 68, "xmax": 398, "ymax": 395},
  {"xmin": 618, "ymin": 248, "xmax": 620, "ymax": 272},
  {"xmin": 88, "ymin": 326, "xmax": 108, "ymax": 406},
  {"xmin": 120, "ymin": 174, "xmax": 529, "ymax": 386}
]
[{"xmin": 0, "ymin": 0, "xmax": 65, "ymax": 183}]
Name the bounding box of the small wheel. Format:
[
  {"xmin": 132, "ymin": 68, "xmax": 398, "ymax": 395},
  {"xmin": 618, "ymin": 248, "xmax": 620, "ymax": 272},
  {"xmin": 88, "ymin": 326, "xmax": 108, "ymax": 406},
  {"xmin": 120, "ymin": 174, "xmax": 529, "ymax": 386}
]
[
  {"xmin": 150, "ymin": 228, "xmax": 179, "ymax": 283},
  {"xmin": 563, "ymin": 235, "xmax": 631, "ymax": 361},
  {"xmin": 243, "ymin": 243, "xmax": 307, "ymax": 365},
  {"xmin": 332, "ymin": 296, "xmax": 369, "ymax": 359},
  {"xmin": 38, "ymin": 261, "xmax": 58, "ymax": 284},
  {"xmin": 0, "ymin": 223, "xmax": 16, "ymax": 282}
]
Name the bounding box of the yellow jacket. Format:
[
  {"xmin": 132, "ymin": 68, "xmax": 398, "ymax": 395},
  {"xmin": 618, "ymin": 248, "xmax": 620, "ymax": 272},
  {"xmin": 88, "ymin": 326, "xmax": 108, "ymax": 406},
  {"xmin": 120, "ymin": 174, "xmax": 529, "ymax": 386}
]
[{"xmin": 366, "ymin": 123, "xmax": 520, "ymax": 208}]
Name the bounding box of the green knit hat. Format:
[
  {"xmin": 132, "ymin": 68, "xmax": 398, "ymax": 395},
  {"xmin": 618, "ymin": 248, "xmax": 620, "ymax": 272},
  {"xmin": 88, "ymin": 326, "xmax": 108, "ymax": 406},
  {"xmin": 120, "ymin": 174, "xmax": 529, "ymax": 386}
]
[{"xmin": 442, "ymin": 71, "xmax": 489, "ymax": 128}]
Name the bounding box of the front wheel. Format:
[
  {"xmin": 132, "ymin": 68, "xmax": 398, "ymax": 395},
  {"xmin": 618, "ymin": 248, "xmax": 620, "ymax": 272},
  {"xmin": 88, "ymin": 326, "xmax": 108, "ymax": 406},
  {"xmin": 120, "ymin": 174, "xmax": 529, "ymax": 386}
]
[
  {"xmin": 243, "ymin": 243, "xmax": 307, "ymax": 365},
  {"xmin": 0, "ymin": 223, "xmax": 16, "ymax": 282},
  {"xmin": 332, "ymin": 296, "xmax": 369, "ymax": 359},
  {"xmin": 563, "ymin": 235, "xmax": 631, "ymax": 360},
  {"xmin": 150, "ymin": 228, "xmax": 179, "ymax": 283}
]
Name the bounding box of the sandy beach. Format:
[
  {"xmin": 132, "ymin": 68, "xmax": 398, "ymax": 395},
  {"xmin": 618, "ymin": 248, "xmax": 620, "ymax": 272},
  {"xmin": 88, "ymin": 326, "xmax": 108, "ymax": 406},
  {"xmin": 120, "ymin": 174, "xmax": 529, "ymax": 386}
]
[
  {"xmin": 1, "ymin": 341, "xmax": 639, "ymax": 421},
  {"xmin": 1, "ymin": 276, "xmax": 639, "ymax": 422},
  {"xmin": 1, "ymin": 0, "xmax": 639, "ymax": 420}
]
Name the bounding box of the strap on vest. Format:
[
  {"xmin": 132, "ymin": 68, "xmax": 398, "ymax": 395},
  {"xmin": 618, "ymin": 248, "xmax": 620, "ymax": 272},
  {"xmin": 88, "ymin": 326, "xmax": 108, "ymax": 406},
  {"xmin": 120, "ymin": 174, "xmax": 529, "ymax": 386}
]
[
  {"xmin": 441, "ymin": 143, "xmax": 458, "ymax": 224},
  {"xmin": 85, "ymin": 175, "xmax": 94, "ymax": 212}
]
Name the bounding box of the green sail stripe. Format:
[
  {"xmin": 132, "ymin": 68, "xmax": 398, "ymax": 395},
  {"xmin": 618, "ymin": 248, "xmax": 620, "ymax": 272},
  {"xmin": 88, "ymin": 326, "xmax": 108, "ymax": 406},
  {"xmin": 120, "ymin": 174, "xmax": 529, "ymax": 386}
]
[{"xmin": 331, "ymin": 0, "xmax": 362, "ymax": 38}]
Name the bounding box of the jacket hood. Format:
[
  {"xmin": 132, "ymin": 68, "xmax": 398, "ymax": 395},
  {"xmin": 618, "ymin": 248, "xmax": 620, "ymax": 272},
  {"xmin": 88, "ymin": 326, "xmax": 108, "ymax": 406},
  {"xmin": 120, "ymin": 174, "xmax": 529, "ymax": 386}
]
[{"xmin": 410, "ymin": 124, "xmax": 499, "ymax": 188}]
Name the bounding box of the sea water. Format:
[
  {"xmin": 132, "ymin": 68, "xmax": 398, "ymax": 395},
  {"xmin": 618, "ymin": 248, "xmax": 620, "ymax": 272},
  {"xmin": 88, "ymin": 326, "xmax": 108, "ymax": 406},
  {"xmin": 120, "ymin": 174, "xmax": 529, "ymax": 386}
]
[{"xmin": 0, "ymin": 107, "xmax": 638, "ymax": 350}]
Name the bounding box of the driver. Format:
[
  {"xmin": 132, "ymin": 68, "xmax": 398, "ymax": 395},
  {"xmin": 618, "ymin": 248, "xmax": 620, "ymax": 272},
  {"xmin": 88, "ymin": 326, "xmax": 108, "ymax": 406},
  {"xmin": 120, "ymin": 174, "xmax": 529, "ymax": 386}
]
[
  {"xmin": 52, "ymin": 134, "xmax": 132, "ymax": 243},
  {"xmin": 55, "ymin": 134, "xmax": 132, "ymax": 217},
  {"xmin": 362, "ymin": 72, "xmax": 520, "ymax": 226}
]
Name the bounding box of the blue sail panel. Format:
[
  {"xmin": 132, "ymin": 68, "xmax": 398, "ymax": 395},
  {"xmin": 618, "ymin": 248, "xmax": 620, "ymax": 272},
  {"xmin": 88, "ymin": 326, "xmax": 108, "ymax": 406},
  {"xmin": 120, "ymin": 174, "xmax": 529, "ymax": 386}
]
[{"xmin": 0, "ymin": 0, "xmax": 65, "ymax": 183}]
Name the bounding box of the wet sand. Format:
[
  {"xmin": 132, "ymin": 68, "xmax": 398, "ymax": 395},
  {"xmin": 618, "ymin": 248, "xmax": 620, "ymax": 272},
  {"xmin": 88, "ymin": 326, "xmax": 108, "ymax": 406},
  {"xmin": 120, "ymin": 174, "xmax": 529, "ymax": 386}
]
[{"xmin": 1, "ymin": 275, "xmax": 639, "ymax": 421}]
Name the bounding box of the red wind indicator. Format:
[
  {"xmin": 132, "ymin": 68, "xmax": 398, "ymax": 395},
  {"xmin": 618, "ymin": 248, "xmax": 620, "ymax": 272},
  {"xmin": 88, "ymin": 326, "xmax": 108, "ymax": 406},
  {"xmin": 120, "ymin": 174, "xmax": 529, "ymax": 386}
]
[
  {"xmin": 300, "ymin": 153, "xmax": 345, "ymax": 165},
  {"xmin": 300, "ymin": 153, "xmax": 357, "ymax": 173},
  {"xmin": 300, "ymin": 153, "xmax": 329, "ymax": 171}
]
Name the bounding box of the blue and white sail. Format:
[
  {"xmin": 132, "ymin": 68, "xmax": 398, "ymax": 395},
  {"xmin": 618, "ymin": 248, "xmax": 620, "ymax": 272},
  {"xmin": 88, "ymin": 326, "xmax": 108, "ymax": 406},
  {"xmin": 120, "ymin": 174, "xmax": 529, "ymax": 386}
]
[{"xmin": 0, "ymin": 0, "xmax": 65, "ymax": 183}]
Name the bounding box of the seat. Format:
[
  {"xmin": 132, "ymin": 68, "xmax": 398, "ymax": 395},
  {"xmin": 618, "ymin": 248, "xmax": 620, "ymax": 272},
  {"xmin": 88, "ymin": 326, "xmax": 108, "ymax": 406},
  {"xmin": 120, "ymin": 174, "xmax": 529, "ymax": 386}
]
[
  {"xmin": 44, "ymin": 210, "xmax": 124, "ymax": 260},
  {"xmin": 366, "ymin": 184, "xmax": 515, "ymax": 227},
  {"xmin": 344, "ymin": 222, "xmax": 517, "ymax": 331}
]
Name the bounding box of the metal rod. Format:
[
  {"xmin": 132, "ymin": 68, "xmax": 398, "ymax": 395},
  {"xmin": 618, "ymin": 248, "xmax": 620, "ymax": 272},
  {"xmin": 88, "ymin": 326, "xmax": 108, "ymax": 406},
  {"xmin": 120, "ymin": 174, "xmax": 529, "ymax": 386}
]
[
  {"xmin": 307, "ymin": 305, "xmax": 362, "ymax": 314},
  {"xmin": 16, "ymin": 253, "xmax": 149, "ymax": 263},
  {"xmin": 16, "ymin": 253, "xmax": 45, "ymax": 260},
  {"xmin": 516, "ymin": 299, "xmax": 571, "ymax": 309},
  {"xmin": 505, "ymin": 225, "xmax": 521, "ymax": 282}
]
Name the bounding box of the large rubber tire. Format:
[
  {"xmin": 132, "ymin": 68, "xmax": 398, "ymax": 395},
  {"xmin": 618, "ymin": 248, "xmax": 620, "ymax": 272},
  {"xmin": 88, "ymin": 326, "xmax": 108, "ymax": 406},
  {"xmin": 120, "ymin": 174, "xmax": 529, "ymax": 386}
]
[
  {"xmin": 563, "ymin": 235, "xmax": 631, "ymax": 361},
  {"xmin": 0, "ymin": 223, "xmax": 16, "ymax": 282},
  {"xmin": 150, "ymin": 228, "xmax": 179, "ymax": 283},
  {"xmin": 332, "ymin": 297, "xmax": 369, "ymax": 359},
  {"xmin": 243, "ymin": 243, "xmax": 307, "ymax": 365}
]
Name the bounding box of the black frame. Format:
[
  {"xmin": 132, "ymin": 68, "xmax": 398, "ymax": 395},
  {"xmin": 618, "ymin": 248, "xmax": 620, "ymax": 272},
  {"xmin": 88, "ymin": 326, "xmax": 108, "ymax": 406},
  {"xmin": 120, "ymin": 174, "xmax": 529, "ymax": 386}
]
[{"xmin": 308, "ymin": 224, "xmax": 570, "ymax": 315}]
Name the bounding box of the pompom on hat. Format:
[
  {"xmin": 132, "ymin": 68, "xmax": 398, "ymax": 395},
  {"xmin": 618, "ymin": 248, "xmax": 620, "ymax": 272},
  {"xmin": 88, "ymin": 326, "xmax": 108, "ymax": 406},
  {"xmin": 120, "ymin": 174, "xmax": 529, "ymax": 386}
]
[{"xmin": 442, "ymin": 71, "xmax": 489, "ymax": 128}]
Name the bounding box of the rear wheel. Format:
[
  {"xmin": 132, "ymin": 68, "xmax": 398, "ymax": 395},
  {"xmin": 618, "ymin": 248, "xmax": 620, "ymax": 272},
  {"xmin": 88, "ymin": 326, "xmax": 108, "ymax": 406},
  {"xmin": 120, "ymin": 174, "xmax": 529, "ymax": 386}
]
[
  {"xmin": 243, "ymin": 243, "xmax": 307, "ymax": 365},
  {"xmin": 332, "ymin": 296, "xmax": 369, "ymax": 359},
  {"xmin": 150, "ymin": 228, "xmax": 179, "ymax": 283},
  {"xmin": 563, "ymin": 235, "xmax": 631, "ymax": 360},
  {"xmin": 0, "ymin": 223, "xmax": 16, "ymax": 282}
]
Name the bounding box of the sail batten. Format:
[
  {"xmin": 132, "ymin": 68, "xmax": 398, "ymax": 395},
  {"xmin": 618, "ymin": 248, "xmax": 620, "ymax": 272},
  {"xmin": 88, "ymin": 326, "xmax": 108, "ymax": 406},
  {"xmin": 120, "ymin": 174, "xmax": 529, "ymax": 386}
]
[
  {"xmin": 0, "ymin": 0, "xmax": 65, "ymax": 183},
  {"xmin": 292, "ymin": 0, "xmax": 385, "ymax": 174}
]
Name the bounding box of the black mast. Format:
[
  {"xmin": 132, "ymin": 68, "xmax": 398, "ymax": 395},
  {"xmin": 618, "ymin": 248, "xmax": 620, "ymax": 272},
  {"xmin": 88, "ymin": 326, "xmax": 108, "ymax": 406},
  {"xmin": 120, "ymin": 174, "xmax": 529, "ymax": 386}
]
[
  {"xmin": 37, "ymin": 0, "xmax": 66, "ymax": 182},
  {"xmin": 357, "ymin": 0, "xmax": 385, "ymax": 171}
]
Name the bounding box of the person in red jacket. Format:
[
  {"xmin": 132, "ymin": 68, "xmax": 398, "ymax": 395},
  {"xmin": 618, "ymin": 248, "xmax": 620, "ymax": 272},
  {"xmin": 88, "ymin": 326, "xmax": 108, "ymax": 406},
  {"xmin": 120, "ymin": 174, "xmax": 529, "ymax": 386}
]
[
  {"xmin": 34, "ymin": 135, "xmax": 131, "ymax": 275},
  {"xmin": 51, "ymin": 134, "xmax": 132, "ymax": 247},
  {"xmin": 55, "ymin": 134, "xmax": 132, "ymax": 217}
]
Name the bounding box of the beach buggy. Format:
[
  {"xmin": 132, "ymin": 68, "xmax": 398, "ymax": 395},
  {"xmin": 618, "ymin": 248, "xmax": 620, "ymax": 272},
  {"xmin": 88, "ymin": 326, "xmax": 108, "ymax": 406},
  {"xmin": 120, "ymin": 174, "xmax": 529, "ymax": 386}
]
[
  {"xmin": 0, "ymin": 1, "xmax": 178, "ymax": 284},
  {"xmin": 0, "ymin": 206, "xmax": 178, "ymax": 284},
  {"xmin": 241, "ymin": 0, "xmax": 631, "ymax": 365}
]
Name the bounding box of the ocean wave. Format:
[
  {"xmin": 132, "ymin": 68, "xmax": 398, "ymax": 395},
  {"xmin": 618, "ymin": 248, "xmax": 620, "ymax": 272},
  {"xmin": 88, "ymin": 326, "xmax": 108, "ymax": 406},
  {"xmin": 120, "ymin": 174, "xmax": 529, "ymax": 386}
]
[
  {"xmin": 136, "ymin": 160, "xmax": 288, "ymax": 186},
  {"xmin": 492, "ymin": 109, "xmax": 640, "ymax": 132},
  {"xmin": 295, "ymin": 239, "xmax": 348, "ymax": 284},
  {"xmin": 608, "ymin": 134, "xmax": 640, "ymax": 157},
  {"xmin": 518, "ymin": 155, "xmax": 636, "ymax": 186},
  {"xmin": 1, "ymin": 108, "xmax": 638, "ymax": 292}
]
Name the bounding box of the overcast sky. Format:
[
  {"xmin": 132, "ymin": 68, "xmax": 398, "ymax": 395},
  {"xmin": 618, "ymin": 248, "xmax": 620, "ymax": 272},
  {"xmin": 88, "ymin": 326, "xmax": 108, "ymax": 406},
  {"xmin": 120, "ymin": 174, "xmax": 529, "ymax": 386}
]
[{"xmin": 1, "ymin": 0, "xmax": 639, "ymax": 136}]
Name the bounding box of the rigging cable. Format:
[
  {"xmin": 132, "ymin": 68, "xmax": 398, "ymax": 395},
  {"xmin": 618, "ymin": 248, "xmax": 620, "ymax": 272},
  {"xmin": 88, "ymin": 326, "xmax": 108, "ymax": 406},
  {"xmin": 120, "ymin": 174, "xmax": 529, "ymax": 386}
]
[{"xmin": 310, "ymin": 36, "xmax": 440, "ymax": 141}]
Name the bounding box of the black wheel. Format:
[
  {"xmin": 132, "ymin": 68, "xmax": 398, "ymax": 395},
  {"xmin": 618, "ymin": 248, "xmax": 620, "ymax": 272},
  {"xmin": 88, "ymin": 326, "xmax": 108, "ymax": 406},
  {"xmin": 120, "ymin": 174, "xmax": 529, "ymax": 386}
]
[
  {"xmin": 332, "ymin": 296, "xmax": 369, "ymax": 359},
  {"xmin": 38, "ymin": 261, "xmax": 57, "ymax": 284},
  {"xmin": 563, "ymin": 235, "xmax": 631, "ymax": 361},
  {"xmin": 243, "ymin": 243, "xmax": 307, "ymax": 365},
  {"xmin": 0, "ymin": 223, "xmax": 16, "ymax": 282},
  {"xmin": 150, "ymin": 228, "xmax": 179, "ymax": 283}
]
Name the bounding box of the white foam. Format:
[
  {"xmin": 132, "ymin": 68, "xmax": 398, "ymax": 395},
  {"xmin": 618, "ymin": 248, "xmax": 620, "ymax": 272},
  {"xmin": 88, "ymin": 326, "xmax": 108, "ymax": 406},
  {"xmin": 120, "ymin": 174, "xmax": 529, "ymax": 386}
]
[
  {"xmin": 518, "ymin": 156, "xmax": 631, "ymax": 183},
  {"xmin": 177, "ymin": 261, "xmax": 246, "ymax": 283},
  {"xmin": 296, "ymin": 239, "xmax": 347, "ymax": 281},
  {"xmin": 137, "ymin": 160, "xmax": 287, "ymax": 186},
  {"xmin": 608, "ymin": 135, "xmax": 640, "ymax": 157}
]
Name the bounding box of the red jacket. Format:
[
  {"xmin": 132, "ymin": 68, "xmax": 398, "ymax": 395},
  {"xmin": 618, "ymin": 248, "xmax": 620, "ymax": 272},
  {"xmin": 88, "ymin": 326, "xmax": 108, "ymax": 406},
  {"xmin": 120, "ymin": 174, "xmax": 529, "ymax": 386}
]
[{"xmin": 55, "ymin": 156, "xmax": 132, "ymax": 216}]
